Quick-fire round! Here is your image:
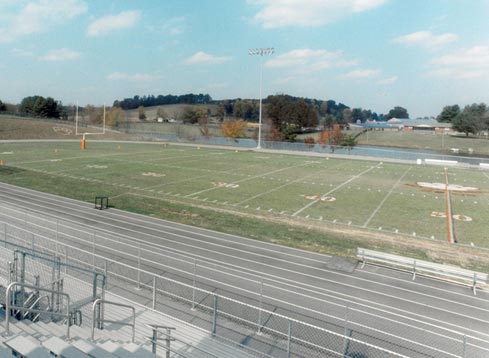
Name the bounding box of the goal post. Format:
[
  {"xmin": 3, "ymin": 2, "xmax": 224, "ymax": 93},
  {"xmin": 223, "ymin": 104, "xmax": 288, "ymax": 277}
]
[{"xmin": 75, "ymin": 102, "xmax": 106, "ymax": 150}]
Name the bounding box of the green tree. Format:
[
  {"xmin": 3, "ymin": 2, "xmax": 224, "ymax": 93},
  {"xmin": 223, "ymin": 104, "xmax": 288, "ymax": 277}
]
[
  {"xmin": 386, "ymin": 106, "xmax": 409, "ymax": 119},
  {"xmin": 341, "ymin": 134, "xmax": 357, "ymax": 148},
  {"xmin": 0, "ymin": 100, "xmax": 6, "ymax": 112},
  {"xmin": 138, "ymin": 105, "xmax": 146, "ymax": 120},
  {"xmin": 437, "ymin": 105, "xmax": 460, "ymax": 123},
  {"xmin": 156, "ymin": 107, "xmax": 166, "ymax": 121},
  {"xmin": 266, "ymin": 95, "xmax": 318, "ymax": 130},
  {"xmin": 107, "ymin": 107, "xmax": 125, "ymax": 127},
  {"xmin": 182, "ymin": 106, "xmax": 207, "ymax": 124},
  {"xmin": 452, "ymin": 103, "xmax": 487, "ymax": 136},
  {"xmin": 19, "ymin": 96, "xmax": 60, "ymax": 118}
]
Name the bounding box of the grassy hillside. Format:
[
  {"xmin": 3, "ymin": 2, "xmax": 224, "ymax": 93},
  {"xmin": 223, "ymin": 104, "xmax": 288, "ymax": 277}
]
[
  {"xmin": 124, "ymin": 103, "xmax": 220, "ymax": 121},
  {"xmin": 0, "ymin": 115, "xmax": 140, "ymax": 141}
]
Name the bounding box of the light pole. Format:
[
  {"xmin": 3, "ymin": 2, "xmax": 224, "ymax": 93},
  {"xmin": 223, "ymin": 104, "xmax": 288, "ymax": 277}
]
[{"xmin": 249, "ymin": 47, "xmax": 274, "ymax": 149}]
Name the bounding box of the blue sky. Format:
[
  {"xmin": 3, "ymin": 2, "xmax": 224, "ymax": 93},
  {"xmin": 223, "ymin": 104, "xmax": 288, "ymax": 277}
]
[{"xmin": 0, "ymin": 0, "xmax": 488, "ymax": 117}]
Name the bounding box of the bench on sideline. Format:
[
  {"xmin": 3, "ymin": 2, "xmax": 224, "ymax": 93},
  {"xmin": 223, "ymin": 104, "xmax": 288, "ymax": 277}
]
[{"xmin": 357, "ymin": 248, "xmax": 488, "ymax": 295}]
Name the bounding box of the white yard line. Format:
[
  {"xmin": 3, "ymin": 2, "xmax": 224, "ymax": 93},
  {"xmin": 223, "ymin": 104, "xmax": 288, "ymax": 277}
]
[
  {"xmin": 142, "ymin": 162, "xmax": 261, "ymax": 191},
  {"xmin": 185, "ymin": 162, "xmax": 311, "ymax": 198},
  {"xmin": 292, "ymin": 164, "xmax": 380, "ymax": 217},
  {"xmin": 362, "ymin": 167, "xmax": 412, "ymax": 228},
  {"xmin": 234, "ymin": 162, "xmax": 345, "ymax": 206}
]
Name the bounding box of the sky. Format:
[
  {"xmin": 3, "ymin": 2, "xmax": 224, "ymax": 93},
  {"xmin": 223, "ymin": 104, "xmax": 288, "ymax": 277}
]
[{"xmin": 0, "ymin": 0, "xmax": 488, "ymax": 118}]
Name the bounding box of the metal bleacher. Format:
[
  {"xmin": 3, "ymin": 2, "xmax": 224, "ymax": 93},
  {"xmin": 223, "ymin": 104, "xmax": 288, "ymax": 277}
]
[{"xmin": 0, "ymin": 245, "xmax": 259, "ymax": 358}]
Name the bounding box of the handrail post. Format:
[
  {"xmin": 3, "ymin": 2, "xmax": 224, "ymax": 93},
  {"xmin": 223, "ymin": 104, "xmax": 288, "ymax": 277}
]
[
  {"xmin": 151, "ymin": 327, "xmax": 157, "ymax": 354},
  {"xmin": 165, "ymin": 328, "xmax": 171, "ymax": 358}
]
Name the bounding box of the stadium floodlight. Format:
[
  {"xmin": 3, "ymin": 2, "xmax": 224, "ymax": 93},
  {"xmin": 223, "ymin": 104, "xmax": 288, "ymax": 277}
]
[{"xmin": 249, "ymin": 47, "xmax": 274, "ymax": 149}]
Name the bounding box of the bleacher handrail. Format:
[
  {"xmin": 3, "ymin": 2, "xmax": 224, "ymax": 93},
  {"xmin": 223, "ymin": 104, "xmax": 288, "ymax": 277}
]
[
  {"xmin": 1, "ymin": 219, "xmax": 477, "ymax": 358},
  {"xmin": 5, "ymin": 281, "xmax": 71, "ymax": 338},
  {"xmin": 92, "ymin": 298, "xmax": 135, "ymax": 343}
]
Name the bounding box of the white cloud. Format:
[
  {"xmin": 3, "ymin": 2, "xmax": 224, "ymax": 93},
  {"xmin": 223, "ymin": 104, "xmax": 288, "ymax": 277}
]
[
  {"xmin": 265, "ymin": 48, "xmax": 357, "ymax": 72},
  {"xmin": 378, "ymin": 76, "xmax": 397, "ymax": 85},
  {"xmin": 428, "ymin": 45, "xmax": 489, "ymax": 79},
  {"xmin": 432, "ymin": 45, "xmax": 489, "ymax": 66},
  {"xmin": 0, "ymin": 0, "xmax": 87, "ymax": 43},
  {"xmin": 392, "ymin": 31, "xmax": 458, "ymax": 47},
  {"xmin": 87, "ymin": 10, "xmax": 141, "ymax": 37},
  {"xmin": 340, "ymin": 68, "xmax": 380, "ymax": 79},
  {"xmin": 41, "ymin": 48, "xmax": 80, "ymax": 61},
  {"xmin": 107, "ymin": 72, "xmax": 161, "ymax": 81},
  {"xmin": 11, "ymin": 48, "xmax": 34, "ymax": 57},
  {"xmin": 163, "ymin": 16, "xmax": 185, "ymax": 36},
  {"xmin": 185, "ymin": 51, "xmax": 232, "ymax": 65},
  {"xmin": 250, "ymin": 0, "xmax": 387, "ymax": 29}
]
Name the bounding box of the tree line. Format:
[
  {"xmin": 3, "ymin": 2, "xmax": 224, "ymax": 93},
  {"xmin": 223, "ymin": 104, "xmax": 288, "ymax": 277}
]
[
  {"xmin": 113, "ymin": 93, "xmax": 213, "ymax": 110},
  {"xmin": 437, "ymin": 103, "xmax": 489, "ymax": 136}
]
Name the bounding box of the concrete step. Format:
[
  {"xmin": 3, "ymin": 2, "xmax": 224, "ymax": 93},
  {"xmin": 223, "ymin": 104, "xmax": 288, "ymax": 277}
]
[
  {"xmin": 42, "ymin": 335, "xmax": 89, "ymax": 358},
  {"xmin": 37, "ymin": 321, "xmax": 69, "ymax": 340},
  {"xmin": 72, "ymin": 338, "xmax": 118, "ymax": 358},
  {"xmin": 97, "ymin": 340, "xmax": 144, "ymax": 358},
  {"xmin": 3, "ymin": 334, "xmax": 52, "ymax": 358}
]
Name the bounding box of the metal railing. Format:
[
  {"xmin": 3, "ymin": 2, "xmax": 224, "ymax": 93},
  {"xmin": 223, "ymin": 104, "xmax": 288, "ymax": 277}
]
[
  {"xmin": 0, "ymin": 224, "xmax": 423, "ymax": 357},
  {"xmin": 2, "ymin": 211, "xmax": 489, "ymax": 357},
  {"xmin": 22, "ymin": 294, "xmax": 50, "ymax": 321},
  {"xmin": 5, "ymin": 281, "xmax": 71, "ymax": 338},
  {"xmin": 92, "ymin": 298, "xmax": 135, "ymax": 342},
  {"xmin": 147, "ymin": 324, "xmax": 176, "ymax": 357},
  {"xmin": 357, "ymin": 248, "xmax": 488, "ymax": 295}
]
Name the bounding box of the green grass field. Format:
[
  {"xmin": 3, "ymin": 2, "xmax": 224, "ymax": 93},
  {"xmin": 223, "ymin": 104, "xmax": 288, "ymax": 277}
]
[{"xmin": 1, "ymin": 140, "xmax": 488, "ymax": 268}]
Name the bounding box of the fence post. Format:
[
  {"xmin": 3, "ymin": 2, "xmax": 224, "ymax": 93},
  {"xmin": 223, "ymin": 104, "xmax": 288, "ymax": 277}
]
[
  {"xmin": 473, "ymin": 273, "xmax": 477, "ymax": 295},
  {"xmin": 343, "ymin": 327, "xmax": 352, "ymax": 358},
  {"xmin": 136, "ymin": 243, "xmax": 141, "ymax": 290},
  {"xmin": 343, "ymin": 304, "xmax": 352, "ymax": 358},
  {"xmin": 257, "ymin": 277, "xmax": 263, "ymax": 332},
  {"xmin": 152, "ymin": 276, "xmax": 157, "ymax": 310},
  {"xmin": 55, "ymin": 220, "xmax": 58, "ymax": 257},
  {"xmin": 92, "ymin": 231, "xmax": 96, "ymax": 269},
  {"xmin": 212, "ymin": 295, "xmax": 218, "ymax": 335},
  {"xmin": 191, "ymin": 259, "xmax": 197, "ymax": 310},
  {"xmin": 463, "ymin": 335, "xmax": 466, "ymax": 358},
  {"xmin": 287, "ymin": 320, "xmax": 292, "ymax": 358},
  {"xmin": 413, "ymin": 260, "xmax": 417, "ymax": 280}
]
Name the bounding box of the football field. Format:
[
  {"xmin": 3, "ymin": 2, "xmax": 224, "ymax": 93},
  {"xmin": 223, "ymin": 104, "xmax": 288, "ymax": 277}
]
[{"xmin": 1, "ymin": 140, "xmax": 488, "ymax": 256}]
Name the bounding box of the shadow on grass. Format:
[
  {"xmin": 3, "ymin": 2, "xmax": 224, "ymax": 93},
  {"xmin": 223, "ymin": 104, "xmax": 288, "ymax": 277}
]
[{"xmin": 0, "ymin": 166, "xmax": 27, "ymax": 176}]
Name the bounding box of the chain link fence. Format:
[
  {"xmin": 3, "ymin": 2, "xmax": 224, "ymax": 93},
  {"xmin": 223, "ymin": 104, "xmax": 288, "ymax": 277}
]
[{"xmin": 1, "ymin": 206, "xmax": 489, "ymax": 357}]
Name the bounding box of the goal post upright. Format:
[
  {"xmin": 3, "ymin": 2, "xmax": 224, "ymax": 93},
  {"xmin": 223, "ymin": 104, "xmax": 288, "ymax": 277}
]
[{"xmin": 75, "ymin": 102, "xmax": 106, "ymax": 150}]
